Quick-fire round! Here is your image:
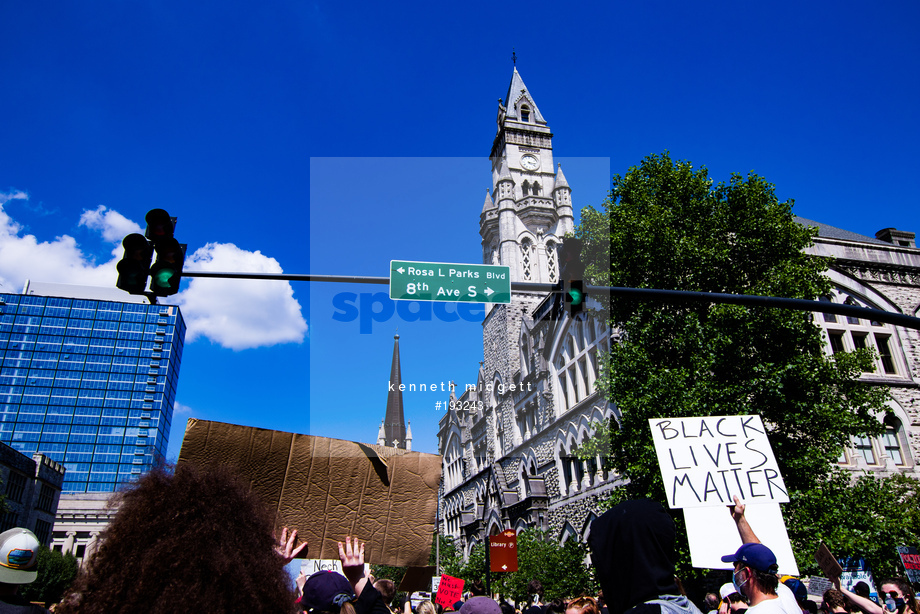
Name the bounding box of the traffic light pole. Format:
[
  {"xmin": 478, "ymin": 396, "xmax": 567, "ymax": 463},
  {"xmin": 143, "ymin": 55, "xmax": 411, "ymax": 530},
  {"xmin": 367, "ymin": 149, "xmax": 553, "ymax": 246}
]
[{"xmin": 178, "ymin": 271, "xmax": 920, "ymax": 331}]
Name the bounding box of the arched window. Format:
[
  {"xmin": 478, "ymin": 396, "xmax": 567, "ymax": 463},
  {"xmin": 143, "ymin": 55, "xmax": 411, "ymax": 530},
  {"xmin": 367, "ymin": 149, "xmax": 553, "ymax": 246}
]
[
  {"xmin": 546, "ymin": 241, "xmax": 558, "ymax": 283},
  {"xmin": 521, "ymin": 239, "xmax": 534, "ymax": 281},
  {"xmin": 522, "ymin": 180, "xmax": 530, "ymax": 196},
  {"xmin": 532, "ymin": 181, "xmax": 541, "ymax": 195},
  {"xmin": 520, "ymin": 105, "xmax": 531, "ymax": 122},
  {"xmin": 882, "ymin": 415, "xmax": 910, "ymax": 466},
  {"xmin": 553, "ymin": 314, "xmax": 607, "ymax": 416}
]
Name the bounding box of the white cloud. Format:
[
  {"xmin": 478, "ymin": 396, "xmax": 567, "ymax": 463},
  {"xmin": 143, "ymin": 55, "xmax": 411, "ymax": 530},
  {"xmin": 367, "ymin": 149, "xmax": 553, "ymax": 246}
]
[
  {"xmin": 79, "ymin": 205, "xmax": 143, "ymax": 243},
  {"xmin": 0, "ymin": 195, "xmax": 307, "ymax": 350},
  {"xmin": 172, "ymin": 401, "xmax": 194, "ymax": 415},
  {"xmin": 0, "ymin": 199, "xmax": 115, "ymax": 292},
  {"xmin": 175, "ymin": 242, "xmax": 308, "ymax": 350},
  {"xmin": 0, "ymin": 190, "xmax": 28, "ymax": 205}
]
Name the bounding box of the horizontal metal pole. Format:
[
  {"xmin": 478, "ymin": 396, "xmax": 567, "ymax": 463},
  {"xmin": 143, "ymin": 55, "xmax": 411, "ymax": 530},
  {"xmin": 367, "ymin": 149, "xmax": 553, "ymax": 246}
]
[
  {"xmin": 182, "ymin": 271, "xmax": 390, "ymax": 284},
  {"xmin": 179, "ymin": 271, "xmax": 920, "ymax": 330},
  {"xmin": 590, "ymin": 285, "xmax": 920, "ymax": 331},
  {"xmin": 182, "ymin": 271, "xmax": 558, "ymax": 290}
]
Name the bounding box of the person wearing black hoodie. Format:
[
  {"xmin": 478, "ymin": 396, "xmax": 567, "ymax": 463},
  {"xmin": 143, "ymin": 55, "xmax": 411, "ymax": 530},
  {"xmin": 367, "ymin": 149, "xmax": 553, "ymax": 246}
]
[{"xmin": 588, "ymin": 499, "xmax": 703, "ymax": 614}]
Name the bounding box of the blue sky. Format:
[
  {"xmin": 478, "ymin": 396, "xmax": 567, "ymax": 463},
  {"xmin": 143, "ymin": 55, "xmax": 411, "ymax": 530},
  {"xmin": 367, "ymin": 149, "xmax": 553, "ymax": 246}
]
[{"xmin": 0, "ymin": 1, "xmax": 917, "ymax": 460}]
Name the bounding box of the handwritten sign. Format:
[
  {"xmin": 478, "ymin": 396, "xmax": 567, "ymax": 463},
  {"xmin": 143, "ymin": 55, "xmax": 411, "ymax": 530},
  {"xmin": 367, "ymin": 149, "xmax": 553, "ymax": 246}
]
[
  {"xmin": 435, "ymin": 574, "xmax": 464, "ymax": 608},
  {"xmin": 649, "ymin": 415, "xmax": 789, "ymax": 509},
  {"xmin": 807, "ymin": 577, "xmax": 834, "ymax": 597},
  {"xmin": 300, "ymin": 559, "xmax": 345, "ymax": 575}
]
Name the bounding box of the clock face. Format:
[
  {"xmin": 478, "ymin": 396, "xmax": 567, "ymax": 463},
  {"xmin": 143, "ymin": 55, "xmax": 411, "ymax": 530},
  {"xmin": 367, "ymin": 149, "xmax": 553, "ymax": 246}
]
[{"xmin": 520, "ymin": 154, "xmax": 540, "ymax": 171}]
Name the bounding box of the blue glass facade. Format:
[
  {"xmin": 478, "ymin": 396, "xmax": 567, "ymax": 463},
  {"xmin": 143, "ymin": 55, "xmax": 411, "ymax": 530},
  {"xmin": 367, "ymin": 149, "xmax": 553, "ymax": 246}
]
[{"xmin": 0, "ymin": 291, "xmax": 185, "ymax": 493}]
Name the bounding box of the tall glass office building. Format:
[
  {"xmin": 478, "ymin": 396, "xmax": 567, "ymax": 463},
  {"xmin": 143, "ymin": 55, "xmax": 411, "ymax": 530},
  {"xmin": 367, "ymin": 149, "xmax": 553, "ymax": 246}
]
[{"xmin": 0, "ymin": 282, "xmax": 185, "ymax": 493}]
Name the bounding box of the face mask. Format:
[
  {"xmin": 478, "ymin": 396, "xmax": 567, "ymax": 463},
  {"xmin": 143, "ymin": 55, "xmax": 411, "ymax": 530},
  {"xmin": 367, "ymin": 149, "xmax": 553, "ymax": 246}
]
[{"xmin": 732, "ymin": 569, "xmax": 748, "ymax": 595}]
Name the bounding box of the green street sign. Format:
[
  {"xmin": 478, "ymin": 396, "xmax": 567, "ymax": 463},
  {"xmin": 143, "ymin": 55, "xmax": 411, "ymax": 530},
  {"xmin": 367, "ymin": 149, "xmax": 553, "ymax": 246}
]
[{"xmin": 390, "ymin": 260, "xmax": 511, "ymax": 304}]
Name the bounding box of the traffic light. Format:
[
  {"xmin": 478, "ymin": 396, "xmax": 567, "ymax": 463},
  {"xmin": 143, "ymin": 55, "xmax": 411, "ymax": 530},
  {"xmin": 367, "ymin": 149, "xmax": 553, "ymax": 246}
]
[
  {"xmin": 116, "ymin": 233, "xmax": 154, "ymax": 294},
  {"xmin": 115, "ymin": 209, "xmax": 185, "ymax": 299},
  {"xmin": 149, "ymin": 238, "xmax": 185, "ymax": 297},
  {"xmin": 559, "ymin": 239, "xmax": 586, "ymax": 318},
  {"xmin": 565, "ymin": 279, "xmax": 585, "ymax": 317},
  {"xmin": 144, "ymin": 208, "xmax": 175, "ymax": 242}
]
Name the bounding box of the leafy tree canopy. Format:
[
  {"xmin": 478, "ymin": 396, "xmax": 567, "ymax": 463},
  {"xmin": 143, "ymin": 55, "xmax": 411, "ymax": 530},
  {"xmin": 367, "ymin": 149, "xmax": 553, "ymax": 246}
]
[
  {"xmin": 576, "ymin": 152, "xmax": 906, "ymax": 575},
  {"xmin": 456, "ymin": 530, "xmax": 595, "ymax": 603},
  {"xmin": 19, "ymin": 546, "xmax": 78, "ymax": 606}
]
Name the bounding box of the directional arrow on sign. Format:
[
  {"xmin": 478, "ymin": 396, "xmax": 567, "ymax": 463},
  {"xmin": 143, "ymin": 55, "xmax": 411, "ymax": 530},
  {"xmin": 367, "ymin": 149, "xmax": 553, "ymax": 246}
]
[
  {"xmin": 390, "ymin": 260, "xmax": 511, "ymax": 304},
  {"xmin": 489, "ymin": 530, "xmax": 518, "ymax": 572}
]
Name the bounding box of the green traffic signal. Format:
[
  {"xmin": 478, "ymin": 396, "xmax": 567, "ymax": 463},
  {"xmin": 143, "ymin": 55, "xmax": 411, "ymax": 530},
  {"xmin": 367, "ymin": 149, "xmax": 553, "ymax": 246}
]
[
  {"xmin": 567, "ymin": 286, "xmax": 585, "ymax": 306},
  {"xmin": 150, "ymin": 237, "xmax": 185, "ymax": 297},
  {"xmin": 564, "ymin": 280, "xmax": 586, "ymax": 317},
  {"xmin": 152, "ymin": 268, "xmax": 177, "ymax": 287}
]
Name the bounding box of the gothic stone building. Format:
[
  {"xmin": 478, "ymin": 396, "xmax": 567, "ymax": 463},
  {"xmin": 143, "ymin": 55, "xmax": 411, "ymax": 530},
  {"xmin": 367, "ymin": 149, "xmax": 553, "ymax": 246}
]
[{"xmin": 436, "ymin": 68, "xmax": 920, "ymax": 558}]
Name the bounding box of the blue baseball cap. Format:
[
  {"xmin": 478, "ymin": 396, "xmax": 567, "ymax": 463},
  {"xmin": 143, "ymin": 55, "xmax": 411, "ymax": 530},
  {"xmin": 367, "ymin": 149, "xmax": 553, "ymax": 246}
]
[
  {"xmin": 301, "ymin": 571, "xmax": 356, "ymax": 613},
  {"xmin": 721, "ymin": 543, "xmax": 778, "ymax": 573}
]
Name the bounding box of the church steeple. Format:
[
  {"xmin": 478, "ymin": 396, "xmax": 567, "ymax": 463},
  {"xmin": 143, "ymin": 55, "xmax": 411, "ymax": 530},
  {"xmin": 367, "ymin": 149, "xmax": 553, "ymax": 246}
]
[
  {"xmin": 382, "ymin": 334, "xmax": 407, "ymax": 449},
  {"xmin": 481, "ymin": 68, "xmax": 575, "ymax": 284}
]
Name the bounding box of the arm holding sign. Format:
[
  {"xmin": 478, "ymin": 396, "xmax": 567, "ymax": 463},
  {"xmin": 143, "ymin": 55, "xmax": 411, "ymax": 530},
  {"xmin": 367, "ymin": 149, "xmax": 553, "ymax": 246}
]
[
  {"xmin": 338, "ymin": 536, "xmax": 391, "ymax": 614},
  {"xmin": 339, "ymin": 536, "xmax": 369, "ymax": 596},
  {"xmin": 274, "ymin": 526, "xmax": 308, "ymax": 565},
  {"xmin": 729, "ymin": 497, "xmax": 760, "ymax": 544},
  {"xmin": 833, "ymin": 577, "xmax": 883, "ymax": 614}
]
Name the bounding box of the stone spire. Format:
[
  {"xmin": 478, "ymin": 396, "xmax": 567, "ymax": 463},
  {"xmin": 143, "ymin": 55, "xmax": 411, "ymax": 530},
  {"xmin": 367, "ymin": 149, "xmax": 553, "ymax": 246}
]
[
  {"xmin": 482, "ymin": 188, "xmax": 495, "ymax": 213},
  {"xmin": 502, "ymin": 67, "xmax": 547, "ymax": 124},
  {"xmin": 383, "ymin": 334, "xmax": 407, "ymax": 449},
  {"xmin": 553, "ymin": 163, "xmax": 569, "ymax": 190},
  {"xmin": 376, "ymin": 419, "xmax": 386, "ymax": 446}
]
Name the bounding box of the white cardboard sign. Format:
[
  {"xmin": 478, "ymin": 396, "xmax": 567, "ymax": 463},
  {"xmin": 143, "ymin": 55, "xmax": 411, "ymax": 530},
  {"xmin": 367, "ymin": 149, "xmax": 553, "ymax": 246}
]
[
  {"xmin": 649, "ymin": 415, "xmax": 789, "ymax": 509},
  {"xmin": 683, "ymin": 503, "xmax": 799, "ymax": 575}
]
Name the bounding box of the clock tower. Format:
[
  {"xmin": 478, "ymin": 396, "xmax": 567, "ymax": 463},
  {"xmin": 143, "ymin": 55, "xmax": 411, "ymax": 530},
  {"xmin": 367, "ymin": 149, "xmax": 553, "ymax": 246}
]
[{"xmin": 480, "ymin": 67, "xmax": 575, "ymax": 284}]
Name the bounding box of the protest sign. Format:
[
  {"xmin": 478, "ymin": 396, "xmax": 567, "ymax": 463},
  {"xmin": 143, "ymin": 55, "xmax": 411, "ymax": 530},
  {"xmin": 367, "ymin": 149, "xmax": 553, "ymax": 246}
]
[
  {"xmin": 897, "ymin": 546, "xmax": 920, "ymax": 583},
  {"xmin": 807, "ymin": 577, "xmax": 834, "ymax": 598},
  {"xmin": 411, "ymin": 592, "xmax": 432, "ymax": 609},
  {"xmin": 178, "ymin": 419, "xmax": 441, "ymax": 567},
  {"xmin": 436, "ymin": 574, "xmax": 464, "ymax": 608},
  {"xmin": 815, "ymin": 543, "xmax": 844, "ymax": 580},
  {"xmin": 648, "ymin": 415, "xmax": 789, "ymax": 509},
  {"xmin": 840, "ymin": 570, "xmax": 878, "ymax": 600},
  {"xmin": 683, "ymin": 502, "xmax": 798, "ymax": 574},
  {"xmin": 400, "ymin": 566, "xmax": 437, "ymax": 592},
  {"xmin": 300, "ymin": 559, "xmax": 344, "ymax": 575}
]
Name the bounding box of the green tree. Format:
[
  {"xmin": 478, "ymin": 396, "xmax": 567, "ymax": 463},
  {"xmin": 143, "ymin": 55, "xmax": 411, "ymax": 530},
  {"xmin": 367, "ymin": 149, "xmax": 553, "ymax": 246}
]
[
  {"xmin": 455, "ymin": 530, "xmax": 595, "ymax": 602},
  {"xmin": 19, "ymin": 546, "xmax": 78, "ymax": 606},
  {"xmin": 577, "ymin": 152, "xmax": 904, "ymax": 575},
  {"xmin": 790, "ymin": 471, "xmax": 920, "ymax": 578}
]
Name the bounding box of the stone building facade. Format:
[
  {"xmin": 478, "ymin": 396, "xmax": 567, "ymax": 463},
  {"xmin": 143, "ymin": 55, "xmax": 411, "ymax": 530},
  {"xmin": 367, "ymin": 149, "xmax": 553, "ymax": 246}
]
[
  {"xmin": 50, "ymin": 493, "xmax": 117, "ymax": 565},
  {"xmin": 0, "ymin": 442, "xmax": 66, "ymax": 545},
  {"xmin": 437, "ymin": 68, "xmax": 920, "ymax": 558},
  {"xmin": 804, "ymin": 220, "xmax": 920, "ymax": 476}
]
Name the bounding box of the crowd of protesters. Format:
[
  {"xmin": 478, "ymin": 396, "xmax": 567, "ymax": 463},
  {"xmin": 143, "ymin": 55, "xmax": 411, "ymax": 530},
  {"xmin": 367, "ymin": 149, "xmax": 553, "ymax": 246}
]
[{"xmin": 3, "ymin": 463, "xmax": 916, "ymax": 614}]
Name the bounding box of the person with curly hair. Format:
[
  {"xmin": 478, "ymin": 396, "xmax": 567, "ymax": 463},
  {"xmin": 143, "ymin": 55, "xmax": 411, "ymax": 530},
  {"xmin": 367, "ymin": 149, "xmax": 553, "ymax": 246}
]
[{"xmin": 58, "ymin": 463, "xmax": 304, "ymax": 614}]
